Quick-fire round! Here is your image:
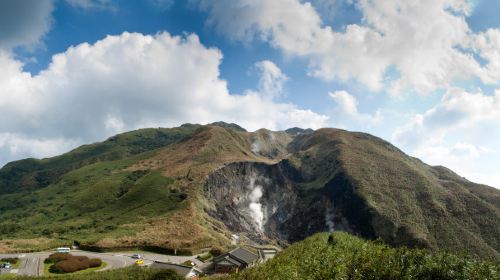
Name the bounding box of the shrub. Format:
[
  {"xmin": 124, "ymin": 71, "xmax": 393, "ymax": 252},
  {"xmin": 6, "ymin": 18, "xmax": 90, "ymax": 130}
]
[
  {"xmin": 210, "ymin": 246, "xmax": 224, "ymax": 257},
  {"xmin": 0, "ymin": 258, "xmax": 18, "ymax": 264},
  {"xmin": 45, "ymin": 253, "xmax": 72, "ymax": 264},
  {"xmin": 88, "ymin": 258, "xmax": 102, "ymax": 268},
  {"xmin": 49, "ymin": 255, "xmax": 102, "ymax": 273}
]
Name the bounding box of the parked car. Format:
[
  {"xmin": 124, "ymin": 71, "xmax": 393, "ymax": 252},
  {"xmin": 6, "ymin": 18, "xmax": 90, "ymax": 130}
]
[
  {"xmin": 134, "ymin": 259, "xmax": 145, "ymax": 266},
  {"xmin": 1, "ymin": 263, "xmax": 11, "ymax": 269},
  {"xmin": 56, "ymin": 247, "xmax": 71, "ymax": 253},
  {"xmin": 131, "ymin": 254, "xmax": 142, "ymax": 259}
]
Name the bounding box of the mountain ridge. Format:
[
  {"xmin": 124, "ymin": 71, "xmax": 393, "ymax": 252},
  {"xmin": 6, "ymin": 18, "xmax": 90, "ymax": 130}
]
[{"xmin": 0, "ymin": 123, "xmax": 498, "ymax": 259}]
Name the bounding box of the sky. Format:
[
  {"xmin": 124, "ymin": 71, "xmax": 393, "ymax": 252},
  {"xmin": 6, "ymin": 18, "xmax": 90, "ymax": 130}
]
[{"xmin": 0, "ymin": 0, "xmax": 499, "ymax": 188}]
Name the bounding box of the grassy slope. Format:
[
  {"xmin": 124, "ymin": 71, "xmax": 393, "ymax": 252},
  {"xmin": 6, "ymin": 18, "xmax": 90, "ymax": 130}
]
[
  {"xmin": 289, "ymin": 128, "xmax": 500, "ymax": 259},
  {"xmin": 0, "ymin": 124, "xmax": 201, "ymax": 194},
  {"xmin": 218, "ymin": 232, "xmax": 499, "ymax": 280},
  {"xmin": 1, "ymin": 124, "xmax": 499, "ymax": 260},
  {"xmin": 6, "ymin": 267, "xmax": 182, "ymax": 280},
  {"xmin": 0, "ymin": 125, "xmax": 276, "ymax": 253},
  {"xmin": 0, "ymin": 125, "xmax": 201, "ymax": 252},
  {"xmin": 121, "ymin": 126, "xmax": 277, "ymax": 252}
]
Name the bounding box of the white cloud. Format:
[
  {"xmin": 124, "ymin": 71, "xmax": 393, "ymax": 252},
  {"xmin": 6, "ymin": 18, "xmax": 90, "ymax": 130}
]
[
  {"xmin": 0, "ymin": 0, "xmax": 54, "ymax": 51},
  {"xmin": 255, "ymin": 60, "xmax": 288, "ymax": 99},
  {"xmin": 194, "ymin": 0, "xmax": 500, "ymax": 94},
  {"xmin": 393, "ymin": 88, "xmax": 500, "ymax": 149},
  {"xmin": 392, "ymin": 88, "xmax": 500, "ymax": 187},
  {"xmin": 0, "ymin": 133, "xmax": 79, "ymax": 160},
  {"xmin": 0, "ymin": 31, "xmax": 328, "ymax": 166},
  {"xmin": 328, "ymin": 90, "xmax": 382, "ymax": 126}
]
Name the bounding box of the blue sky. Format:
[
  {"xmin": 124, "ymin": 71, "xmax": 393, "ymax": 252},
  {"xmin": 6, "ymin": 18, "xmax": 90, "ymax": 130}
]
[{"xmin": 0, "ymin": 0, "xmax": 500, "ymax": 187}]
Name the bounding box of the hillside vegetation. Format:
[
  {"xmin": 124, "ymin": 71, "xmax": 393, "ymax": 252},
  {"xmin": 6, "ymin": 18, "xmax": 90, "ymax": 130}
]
[
  {"xmin": 286, "ymin": 129, "xmax": 500, "ymax": 258},
  {"xmin": 218, "ymin": 232, "xmax": 499, "ymax": 280},
  {"xmin": 0, "ymin": 124, "xmax": 200, "ymax": 194},
  {"xmin": 3, "ymin": 267, "xmax": 182, "ymax": 280},
  {"xmin": 0, "ymin": 123, "xmax": 499, "ymax": 260}
]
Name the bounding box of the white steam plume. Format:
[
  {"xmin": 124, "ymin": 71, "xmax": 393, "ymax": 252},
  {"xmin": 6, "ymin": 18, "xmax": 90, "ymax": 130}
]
[{"xmin": 247, "ymin": 174, "xmax": 265, "ymax": 232}]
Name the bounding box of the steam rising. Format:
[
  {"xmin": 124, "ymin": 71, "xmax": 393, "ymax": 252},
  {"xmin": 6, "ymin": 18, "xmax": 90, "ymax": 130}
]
[
  {"xmin": 247, "ymin": 174, "xmax": 266, "ymax": 232},
  {"xmin": 325, "ymin": 206, "xmax": 335, "ymax": 232}
]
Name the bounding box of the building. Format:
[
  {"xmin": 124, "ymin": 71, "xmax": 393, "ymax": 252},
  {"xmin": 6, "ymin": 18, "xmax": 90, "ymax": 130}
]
[
  {"xmin": 213, "ymin": 247, "xmax": 259, "ymax": 274},
  {"xmin": 258, "ymin": 248, "xmax": 278, "ymax": 261},
  {"xmin": 150, "ymin": 261, "xmax": 202, "ymax": 279}
]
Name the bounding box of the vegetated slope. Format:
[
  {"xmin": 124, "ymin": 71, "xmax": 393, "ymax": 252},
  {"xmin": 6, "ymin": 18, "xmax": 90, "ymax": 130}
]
[
  {"xmin": 205, "ymin": 128, "xmax": 500, "ymax": 259},
  {"xmin": 9, "ymin": 266, "xmax": 183, "ymax": 280},
  {"xmin": 217, "ymin": 232, "xmax": 499, "ymax": 280},
  {"xmin": 0, "ymin": 124, "xmax": 201, "ymax": 194},
  {"xmin": 290, "ymin": 129, "xmax": 500, "ymax": 259},
  {"xmin": 0, "ymin": 123, "xmax": 287, "ymax": 253},
  {"xmin": 0, "ymin": 124, "xmax": 499, "ymax": 260}
]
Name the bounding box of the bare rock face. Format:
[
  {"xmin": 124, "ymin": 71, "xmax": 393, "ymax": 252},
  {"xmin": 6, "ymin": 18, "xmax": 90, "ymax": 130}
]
[{"xmin": 203, "ymin": 161, "xmax": 354, "ymax": 245}]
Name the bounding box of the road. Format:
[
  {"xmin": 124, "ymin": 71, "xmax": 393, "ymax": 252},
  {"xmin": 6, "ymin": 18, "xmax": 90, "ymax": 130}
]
[{"xmin": 0, "ymin": 250, "xmax": 210, "ymax": 277}]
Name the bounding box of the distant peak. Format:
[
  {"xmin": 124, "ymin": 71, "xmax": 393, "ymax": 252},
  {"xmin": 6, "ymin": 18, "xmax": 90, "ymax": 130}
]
[
  {"xmin": 285, "ymin": 127, "xmax": 314, "ymax": 135},
  {"xmin": 208, "ymin": 121, "xmax": 247, "ymax": 132}
]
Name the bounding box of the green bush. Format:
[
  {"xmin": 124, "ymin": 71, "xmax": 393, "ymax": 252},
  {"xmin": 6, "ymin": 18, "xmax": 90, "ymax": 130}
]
[
  {"xmin": 48, "ymin": 254, "xmax": 102, "ymax": 273},
  {"xmin": 0, "ymin": 257, "xmax": 18, "ymax": 264},
  {"xmin": 226, "ymin": 232, "xmax": 500, "ymax": 280},
  {"xmin": 13, "ymin": 266, "xmax": 184, "ymax": 279}
]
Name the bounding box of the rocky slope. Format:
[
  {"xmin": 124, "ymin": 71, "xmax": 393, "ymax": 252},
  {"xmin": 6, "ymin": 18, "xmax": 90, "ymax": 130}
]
[{"xmin": 0, "ymin": 123, "xmax": 499, "ymax": 259}]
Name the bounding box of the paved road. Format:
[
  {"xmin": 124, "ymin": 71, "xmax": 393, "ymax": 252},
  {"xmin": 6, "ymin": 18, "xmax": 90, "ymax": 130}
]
[
  {"xmin": 0, "ymin": 250, "xmax": 211, "ymax": 276},
  {"xmin": 0, "ymin": 250, "xmax": 134, "ymax": 277},
  {"xmin": 116, "ymin": 251, "xmax": 212, "ymax": 270}
]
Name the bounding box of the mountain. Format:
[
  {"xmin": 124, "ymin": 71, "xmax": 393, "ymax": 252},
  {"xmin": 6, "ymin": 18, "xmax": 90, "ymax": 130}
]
[
  {"xmin": 0, "ymin": 124, "xmax": 499, "ymax": 260},
  {"xmin": 220, "ymin": 232, "xmax": 499, "ymax": 279}
]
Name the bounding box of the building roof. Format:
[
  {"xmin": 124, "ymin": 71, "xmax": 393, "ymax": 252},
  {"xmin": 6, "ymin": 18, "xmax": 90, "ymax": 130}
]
[
  {"xmin": 215, "ymin": 256, "xmax": 243, "ymax": 267},
  {"xmin": 150, "ymin": 261, "xmax": 200, "ymax": 278},
  {"xmin": 228, "ymin": 247, "xmax": 259, "ymax": 265}
]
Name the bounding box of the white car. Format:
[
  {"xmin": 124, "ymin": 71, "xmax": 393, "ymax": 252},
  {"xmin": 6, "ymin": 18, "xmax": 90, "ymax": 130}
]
[
  {"xmin": 131, "ymin": 254, "xmax": 143, "ymax": 259},
  {"xmin": 1, "ymin": 263, "xmax": 11, "ymax": 269}
]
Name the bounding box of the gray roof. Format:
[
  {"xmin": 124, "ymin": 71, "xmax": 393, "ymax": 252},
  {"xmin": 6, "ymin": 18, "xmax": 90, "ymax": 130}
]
[
  {"xmin": 215, "ymin": 256, "xmax": 243, "ymax": 266},
  {"xmin": 150, "ymin": 261, "xmax": 200, "ymax": 277},
  {"xmin": 228, "ymin": 247, "xmax": 259, "ymax": 265}
]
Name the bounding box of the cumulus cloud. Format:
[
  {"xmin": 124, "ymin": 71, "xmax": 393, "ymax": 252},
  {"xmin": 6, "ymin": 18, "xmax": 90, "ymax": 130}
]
[
  {"xmin": 0, "ymin": 31, "xmax": 328, "ymax": 166},
  {"xmin": 194, "ymin": 0, "xmax": 500, "ymax": 94},
  {"xmin": 392, "ymin": 88, "xmax": 500, "ymax": 187},
  {"xmin": 0, "ymin": 0, "xmax": 54, "ymax": 51},
  {"xmin": 328, "ymin": 90, "xmax": 382, "ymax": 126},
  {"xmin": 393, "ymin": 88, "xmax": 500, "ymax": 149},
  {"xmin": 255, "ymin": 60, "xmax": 288, "ymax": 99}
]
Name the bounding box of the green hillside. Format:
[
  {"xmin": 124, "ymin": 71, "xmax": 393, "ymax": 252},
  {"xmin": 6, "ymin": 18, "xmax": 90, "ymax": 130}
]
[
  {"xmin": 2, "ymin": 266, "xmax": 182, "ymax": 280},
  {"xmin": 0, "ymin": 124, "xmax": 499, "ymax": 260},
  {"xmin": 0, "ymin": 124, "xmax": 201, "ymax": 194},
  {"xmin": 220, "ymin": 232, "xmax": 499, "ymax": 280},
  {"xmin": 283, "ymin": 129, "xmax": 500, "ymax": 259}
]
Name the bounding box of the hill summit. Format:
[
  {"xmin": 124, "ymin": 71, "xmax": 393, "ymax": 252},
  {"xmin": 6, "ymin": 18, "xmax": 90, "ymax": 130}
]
[{"xmin": 0, "ymin": 123, "xmax": 498, "ymax": 259}]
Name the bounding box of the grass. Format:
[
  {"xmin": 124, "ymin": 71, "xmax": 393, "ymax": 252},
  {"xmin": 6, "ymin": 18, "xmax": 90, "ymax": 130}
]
[
  {"xmin": 197, "ymin": 252, "xmax": 212, "ymax": 262},
  {"xmin": 0, "ymin": 154, "xmax": 186, "ymax": 251},
  {"xmin": 219, "ymin": 232, "xmax": 500, "ymax": 280},
  {"xmin": 43, "ymin": 262, "xmax": 107, "ymax": 276},
  {"xmin": 7, "ymin": 266, "xmax": 183, "ymax": 280},
  {"xmin": 1, "ymin": 124, "xmax": 499, "ymax": 261},
  {"xmin": 288, "ymin": 128, "xmax": 500, "ymax": 259},
  {"xmin": 0, "ymin": 125, "xmax": 201, "ymax": 194}
]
